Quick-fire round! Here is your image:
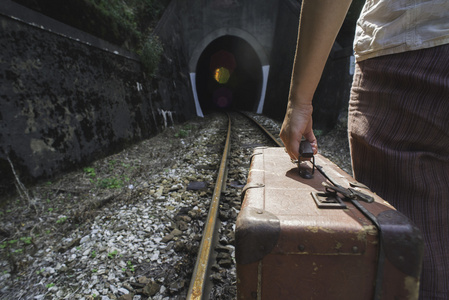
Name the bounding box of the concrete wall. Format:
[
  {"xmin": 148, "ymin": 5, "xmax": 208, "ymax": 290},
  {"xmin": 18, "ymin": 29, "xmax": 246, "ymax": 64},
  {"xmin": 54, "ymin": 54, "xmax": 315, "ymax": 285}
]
[
  {"xmin": 154, "ymin": 0, "xmax": 196, "ymax": 118},
  {"xmin": 0, "ymin": 1, "xmax": 194, "ymax": 192},
  {"xmin": 179, "ymin": 0, "xmax": 279, "ymax": 72}
]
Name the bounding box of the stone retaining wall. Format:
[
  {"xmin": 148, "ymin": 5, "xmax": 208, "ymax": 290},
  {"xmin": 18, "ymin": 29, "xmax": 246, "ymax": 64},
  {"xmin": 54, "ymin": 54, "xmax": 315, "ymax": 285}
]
[{"xmin": 0, "ymin": 1, "xmax": 194, "ymax": 192}]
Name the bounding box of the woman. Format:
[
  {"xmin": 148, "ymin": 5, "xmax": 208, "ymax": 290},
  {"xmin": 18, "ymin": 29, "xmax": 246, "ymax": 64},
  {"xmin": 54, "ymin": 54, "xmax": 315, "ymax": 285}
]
[{"xmin": 280, "ymin": 1, "xmax": 449, "ymax": 299}]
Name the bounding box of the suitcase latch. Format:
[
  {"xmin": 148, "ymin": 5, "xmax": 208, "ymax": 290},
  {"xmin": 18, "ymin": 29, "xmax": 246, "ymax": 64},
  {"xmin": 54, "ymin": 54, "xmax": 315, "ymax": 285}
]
[
  {"xmin": 311, "ymin": 191, "xmax": 347, "ymax": 209},
  {"xmin": 322, "ymin": 182, "xmax": 374, "ymax": 203},
  {"xmin": 311, "ymin": 182, "xmax": 374, "ymax": 209}
]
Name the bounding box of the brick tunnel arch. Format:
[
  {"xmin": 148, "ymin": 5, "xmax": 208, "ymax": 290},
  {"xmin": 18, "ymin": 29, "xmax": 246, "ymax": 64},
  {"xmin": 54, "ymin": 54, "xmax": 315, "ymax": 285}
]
[{"xmin": 189, "ymin": 28, "xmax": 269, "ymax": 117}]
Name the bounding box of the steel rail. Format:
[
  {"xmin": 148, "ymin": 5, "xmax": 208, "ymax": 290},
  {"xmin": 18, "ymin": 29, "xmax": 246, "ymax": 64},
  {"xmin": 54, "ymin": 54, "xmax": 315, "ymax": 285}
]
[
  {"xmin": 239, "ymin": 112, "xmax": 284, "ymax": 147},
  {"xmin": 187, "ymin": 113, "xmax": 232, "ymax": 299}
]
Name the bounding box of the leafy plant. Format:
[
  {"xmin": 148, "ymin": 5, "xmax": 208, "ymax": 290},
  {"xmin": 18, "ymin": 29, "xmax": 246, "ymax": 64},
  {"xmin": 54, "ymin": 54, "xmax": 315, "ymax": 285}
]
[
  {"xmin": 127, "ymin": 260, "xmax": 135, "ymax": 272},
  {"xmin": 46, "ymin": 283, "xmax": 55, "ymax": 289},
  {"xmin": 108, "ymin": 160, "xmax": 117, "ymax": 170},
  {"xmin": 1, "ymin": 239, "xmax": 17, "ymax": 249},
  {"xmin": 84, "ymin": 167, "xmax": 96, "ymax": 179},
  {"xmin": 139, "ymin": 35, "xmax": 163, "ymax": 76},
  {"xmin": 108, "ymin": 250, "xmax": 118, "ymax": 258},
  {"xmin": 97, "ymin": 177, "xmax": 123, "ymax": 189},
  {"xmin": 20, "ymin": 237, "xmax": 32, "ymax": 245},
  {"xmin": 56, "ymin": 216, "xmax": 68, "ymax": 224},
  {"xmin": 175, "ymin": 129, "xmax": 189, "ymax": 138}
]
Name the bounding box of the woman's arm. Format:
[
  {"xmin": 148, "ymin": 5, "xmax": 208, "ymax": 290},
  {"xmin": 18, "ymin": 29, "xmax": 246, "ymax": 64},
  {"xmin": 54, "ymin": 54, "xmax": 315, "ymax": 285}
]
[{"xmin": 280, "ymin": 0, "xmax": 353, "ymax": 160}]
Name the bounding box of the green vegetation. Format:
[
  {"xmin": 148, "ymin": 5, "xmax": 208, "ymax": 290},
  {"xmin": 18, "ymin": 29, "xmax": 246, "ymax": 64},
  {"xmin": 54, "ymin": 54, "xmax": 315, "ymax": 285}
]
[
  {"xmin": 175, "ymin": 129, "xmax": 189, "ymax": 138},
  {"xmin": 175, "ymin": 124, "xmax": 197, "ymax": 138},
  {"xmin": 46, "ymin": 283, "xmax": 55, "ymax": 289},
  {"xmin": 97, "ymin": 177, "xmax": 123, "ymax": 189},
  {"xmin": 56, "ymin": 216, "xmax": 68, "ymax": 224},
  {"xmin": 108, "ymin": 250, "xmax": 118, "ymax": 259},
  {"xmin": 1, "ymin": 236, "xmax": 33, "ymax": 250},
  {"xmin": 122, "ymin": 260, "xmax": 135, "ymax": 272},
  {"xmin": 36, "ymin": 268, "xmax": 45, "ymax": 275},
  {"xmin": 20, "ymin": 237, "xmax": 32, "ymax": 245},
  {"xmin": 83, "ymin": 167, "xmax": 96, "ymax": 180},
  {"xmin": 0, "ymin": 235, "xmax": 35, "ymax": 270},
  {"xmin": 84, "ymin": 166, "xmax": 129, "ymax": 189},
  {"xmin": 13, "ymin": 0, "xmax": 169, "ymax": 76},
  {"xmin": 127, "ymin": 260, "xmax": 135, "ymax": 272},
  {"xmin": 139, "ymin": 35, "xmax": 164, "ymax": 76}
]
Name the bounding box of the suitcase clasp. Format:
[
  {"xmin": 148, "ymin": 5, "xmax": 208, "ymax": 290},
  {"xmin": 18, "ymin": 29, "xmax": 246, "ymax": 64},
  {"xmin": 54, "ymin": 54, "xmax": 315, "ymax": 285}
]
[
  {"xmin": 311, "ymin": 191, "xmax": 347, "ymax": 209},
  {"xmin": 322, "ymin": 182, "xmax": 374, "ymax": 203}
]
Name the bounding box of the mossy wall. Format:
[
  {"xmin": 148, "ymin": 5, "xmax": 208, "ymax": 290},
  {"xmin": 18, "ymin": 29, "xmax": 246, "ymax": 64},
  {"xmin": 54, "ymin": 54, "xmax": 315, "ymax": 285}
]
[{"xmin": 0, "ymin": 2, "xmax": 194, "ymax": 193}]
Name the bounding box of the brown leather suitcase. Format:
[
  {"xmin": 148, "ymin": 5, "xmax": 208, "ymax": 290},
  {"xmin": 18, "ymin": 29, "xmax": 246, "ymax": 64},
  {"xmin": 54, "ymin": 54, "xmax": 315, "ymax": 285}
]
[{"xmin": 235, "ymin": 147, "xmax": 423, "ymax": 300}]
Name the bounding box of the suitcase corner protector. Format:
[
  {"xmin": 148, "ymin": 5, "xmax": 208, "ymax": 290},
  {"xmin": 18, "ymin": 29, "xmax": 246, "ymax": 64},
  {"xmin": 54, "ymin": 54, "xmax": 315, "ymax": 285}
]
[{"xmin": 235, "ymin": 207, "xmax": 280, "ymax": 265}]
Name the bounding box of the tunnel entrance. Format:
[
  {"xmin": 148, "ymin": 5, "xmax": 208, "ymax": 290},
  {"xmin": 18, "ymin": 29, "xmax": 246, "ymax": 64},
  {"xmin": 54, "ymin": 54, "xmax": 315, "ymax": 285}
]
[{"xmin": 195, "ymin": 35, "xmax": 263, "ymax": 113}]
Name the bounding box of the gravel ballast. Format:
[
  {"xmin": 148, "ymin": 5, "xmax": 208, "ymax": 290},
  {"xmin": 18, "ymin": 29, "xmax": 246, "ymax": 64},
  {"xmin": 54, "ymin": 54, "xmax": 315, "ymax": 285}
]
[{"xmin": 0, "ymin": 113, "xmax": 350, "ymax": 300}]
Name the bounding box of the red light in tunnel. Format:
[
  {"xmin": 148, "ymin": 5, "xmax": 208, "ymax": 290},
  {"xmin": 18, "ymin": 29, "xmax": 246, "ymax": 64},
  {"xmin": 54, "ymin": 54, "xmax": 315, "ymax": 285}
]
[{"xmin": 210, "ymin": 50, "xmax": 236, "ymax": 73}]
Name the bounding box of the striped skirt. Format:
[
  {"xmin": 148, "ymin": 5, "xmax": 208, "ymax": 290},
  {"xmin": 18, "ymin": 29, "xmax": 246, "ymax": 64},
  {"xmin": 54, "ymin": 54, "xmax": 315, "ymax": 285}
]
[{"xmin": 348, "ymin": 44, "xmax": 449, "ymax": 299}]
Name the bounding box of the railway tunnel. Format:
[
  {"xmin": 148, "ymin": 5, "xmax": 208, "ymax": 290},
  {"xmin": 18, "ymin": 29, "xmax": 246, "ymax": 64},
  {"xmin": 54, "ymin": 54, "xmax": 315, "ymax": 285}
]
[
  {"xmin": 188, "ymin": 31, "xmax": 271, "ymax": 117},
  {"xmin": 193, "ymin": 35, "xmax": 266, "ymax": 114},
  {"xmin": 177, "ymin": 0, "xmax": 358, "ymax": 123}
]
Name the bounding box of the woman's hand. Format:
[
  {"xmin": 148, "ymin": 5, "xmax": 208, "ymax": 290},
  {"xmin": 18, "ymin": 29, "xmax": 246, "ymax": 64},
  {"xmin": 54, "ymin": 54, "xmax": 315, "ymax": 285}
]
[{"xmin": 280, "ymin": 102, "xmax": 317, "ymax": 161}]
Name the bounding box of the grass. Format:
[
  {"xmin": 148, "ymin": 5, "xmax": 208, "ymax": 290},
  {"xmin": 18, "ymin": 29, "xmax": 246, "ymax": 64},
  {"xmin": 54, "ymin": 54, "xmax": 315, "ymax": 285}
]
[{"xmin": 83, "ymin": 166, "xmax": 129, "ymax": 189}]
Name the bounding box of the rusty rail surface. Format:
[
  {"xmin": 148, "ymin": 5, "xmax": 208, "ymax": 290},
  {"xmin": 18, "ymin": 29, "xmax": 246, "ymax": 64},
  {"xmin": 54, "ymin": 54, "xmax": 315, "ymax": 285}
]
[
  {"xmin": 186, "ymin": 112, "xmax": 282, "ymax": 299},
  {"xmin": 187, "ymin": 113, "xmax": 232, "ymax": 299},
  {"xmin": 240, "ymin": 112, "xmax": 284, "ymax": 147}
]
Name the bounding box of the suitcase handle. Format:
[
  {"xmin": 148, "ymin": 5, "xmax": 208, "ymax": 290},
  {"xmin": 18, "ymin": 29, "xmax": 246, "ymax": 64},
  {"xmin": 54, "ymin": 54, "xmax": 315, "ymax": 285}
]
[
  {"xmin": 299, "ymin": 139, "xmax": 314, "ymax": 159},
  {"xmin": 298, "ymin": 140, "xmax": 315, "ymax": 179}
]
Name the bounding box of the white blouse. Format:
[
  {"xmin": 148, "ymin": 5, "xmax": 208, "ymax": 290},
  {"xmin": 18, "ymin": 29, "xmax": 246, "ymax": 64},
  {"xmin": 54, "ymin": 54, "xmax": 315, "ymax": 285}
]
[{"xmin": 354, "ymin": 0, "xmax": 449, "ymax": 62}]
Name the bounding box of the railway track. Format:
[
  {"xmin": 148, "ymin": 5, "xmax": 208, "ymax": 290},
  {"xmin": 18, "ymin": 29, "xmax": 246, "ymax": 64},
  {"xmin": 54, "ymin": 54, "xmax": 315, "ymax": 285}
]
[
  {"xmin": 187, "ymin": 111, "xmax": 283, "ymax": 299},
  {"xmin": 0, "ymin": 107, "xmax": 353, "ymax": 300},
  {"xmin": 1, "ymin": 110, "xmax": 352, "ymax": 299},
  {"xmin": 0, "ymin": 111, "xmax": 287, "ymax": 300}
]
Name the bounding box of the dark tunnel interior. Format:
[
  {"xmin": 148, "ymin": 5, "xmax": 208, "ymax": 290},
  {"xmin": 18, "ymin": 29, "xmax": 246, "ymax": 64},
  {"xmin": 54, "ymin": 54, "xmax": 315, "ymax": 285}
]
[{"xmin": 195, "ymin": 35, "xmax": 263, "ymax": 113}]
